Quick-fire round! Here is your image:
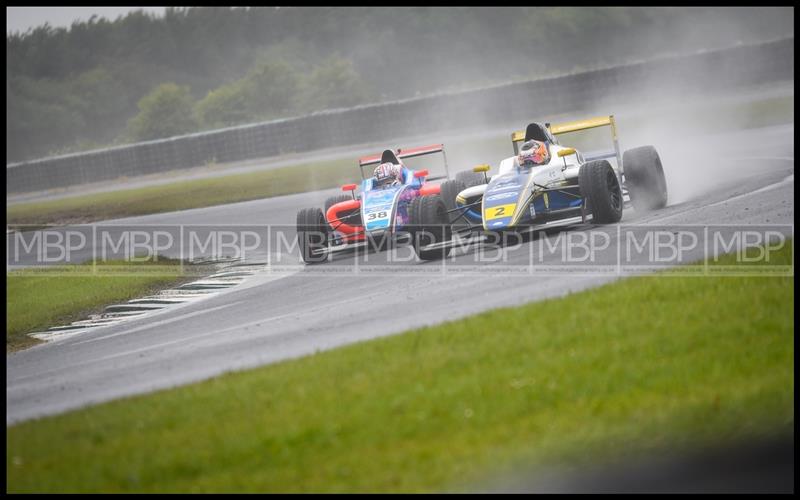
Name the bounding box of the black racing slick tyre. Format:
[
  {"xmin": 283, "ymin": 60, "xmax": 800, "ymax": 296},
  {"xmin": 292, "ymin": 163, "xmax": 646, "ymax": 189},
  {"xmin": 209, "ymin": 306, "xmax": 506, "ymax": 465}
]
[
  {"xmin": 455, "ymin": 170, "xmax": 486, "ymax": 188},
  {"xmin": 578, "ymin": 160, "xmax": 623, "ymax": 224},
  {"xmin": 439, "ymin": 179, "xmax": 469, "ymax": 229},
  {"xmin": 623, "ymin": 145, "xmax": 668, "ymax": 212},
  {"xmin": 324, "ymin": 194, "xmax": 353, "ymax": 213},
  {"xmin": 408, "ymin": 195, "xmax": 452, "ymax": 261},
  {"xmin": 296, "ymin": 207, "xmax": 329, "ymax": 264}
]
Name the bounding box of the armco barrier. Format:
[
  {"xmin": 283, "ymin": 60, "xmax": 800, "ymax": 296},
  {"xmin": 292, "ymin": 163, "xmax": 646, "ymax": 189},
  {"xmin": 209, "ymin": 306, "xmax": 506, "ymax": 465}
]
[{"xmin": 7, "ymin": 37, "xmax": 793, "ymax": 194}]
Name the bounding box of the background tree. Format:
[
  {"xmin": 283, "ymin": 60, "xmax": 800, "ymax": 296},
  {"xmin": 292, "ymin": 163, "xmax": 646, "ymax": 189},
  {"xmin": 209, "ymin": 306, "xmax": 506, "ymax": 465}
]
[
  {"xmin": 297, "ymin": 56, "xmax": 372, "ymax": 112},
  {"xmin": 244, "ymin": 59, "xmax": 301, "ymax": 119},
  {"xmin": 194, "ymin": 81, "xmax": 252, "ymax": 130},
  {"xmin": 6, "ymin": 7, "xmax": 792, "ymax": 162},
  {"xmin": 194, "ymin": 59, "xmax": 301, "ymax": 129},
  {"xmin": 124, "ymin": 83, "xmax": 197, "ymax": 142}
]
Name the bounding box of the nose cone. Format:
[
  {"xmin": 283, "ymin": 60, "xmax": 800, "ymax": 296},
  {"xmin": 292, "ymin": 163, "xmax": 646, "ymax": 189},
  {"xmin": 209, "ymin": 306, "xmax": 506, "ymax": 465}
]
[
  {"xmin": 482, "ymin": 202, "xmax": 518, "ymax": 231},
  {"xmin": 482, "ymin": 172, "xmax": 529, "ymax": 231},
  {"xmin": 485, "ymin": 216, "xmax": 514, "ymax": 230},
  {"xmin": 364, "ymin": 213, "xmax": 392, "ymax": 231},
  {"xmin": 363, "ymin": 185, "xmax": 404, "ymax": 231}
]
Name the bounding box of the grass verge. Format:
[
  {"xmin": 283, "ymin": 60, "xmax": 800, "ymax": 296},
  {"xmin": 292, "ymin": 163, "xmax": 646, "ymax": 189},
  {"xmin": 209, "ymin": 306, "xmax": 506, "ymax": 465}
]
[
  {"xmin": 6, "ymin": 258, "xmax": 201, "ymax": 352},
  {"xmin": 6, "ymin": 157, "xmax": 355, "ymax": 229},
  {"xmin": 7, "ymin": 93, "xmax": 792, "ymax": 229},
  {"xmin": 6, "ymin": 242, "xmax": 793, "ymax": 492}
]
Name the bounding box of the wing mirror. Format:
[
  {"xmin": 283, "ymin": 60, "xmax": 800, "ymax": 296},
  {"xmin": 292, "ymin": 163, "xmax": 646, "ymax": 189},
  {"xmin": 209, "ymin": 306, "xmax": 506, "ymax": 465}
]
[
  {"xmin": 414, "ymin": 169, "xmax": 429, "ymax": 178},
  {"xmin": 557, "ymin": 148, "xmax": 577, "ymax": 171},
  {"xmin": 342, "ymin": 183, "xmax": 357, "ymax": 200},
  {"xmin": 473, "ymin": 164, "xmax": 490, "ymax": 184},
  {"xmin": 557, "ymin": 148, "xmax": 576, "ymax": 158}
]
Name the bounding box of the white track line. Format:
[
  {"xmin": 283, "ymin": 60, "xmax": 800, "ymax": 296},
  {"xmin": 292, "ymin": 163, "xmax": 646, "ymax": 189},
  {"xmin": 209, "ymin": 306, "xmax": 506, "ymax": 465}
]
[
  {"xmin": 70, "ymin": 302, "xmax": 239, "ymax": 346},
  {"xmin": 705, "ymin": 174, "xmax": 794, "ymax": 209}
]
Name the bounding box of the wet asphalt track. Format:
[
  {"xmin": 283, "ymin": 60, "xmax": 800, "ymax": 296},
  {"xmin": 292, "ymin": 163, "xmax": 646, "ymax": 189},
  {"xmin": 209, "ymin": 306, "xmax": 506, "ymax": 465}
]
[{"xmin": 6, "ymin": 123, "xmax": 794, "ymax": 424}]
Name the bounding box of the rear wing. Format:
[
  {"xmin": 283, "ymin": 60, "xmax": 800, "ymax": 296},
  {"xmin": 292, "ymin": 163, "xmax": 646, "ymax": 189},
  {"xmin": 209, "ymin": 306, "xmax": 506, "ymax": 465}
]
[
  {"xmin": 511, "ymin": 115, "xmax": 623, "ymax": 170},
  {"xmin": 358, "ymin": 143, "xmax": 450, "ymax": 180}
]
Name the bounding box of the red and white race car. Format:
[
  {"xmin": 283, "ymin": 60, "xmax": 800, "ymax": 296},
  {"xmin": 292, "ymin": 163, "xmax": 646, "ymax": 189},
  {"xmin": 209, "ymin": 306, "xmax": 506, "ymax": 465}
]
[{"xmin": 295, "ymin": 144, "xmax": 452, "ymax": 263}]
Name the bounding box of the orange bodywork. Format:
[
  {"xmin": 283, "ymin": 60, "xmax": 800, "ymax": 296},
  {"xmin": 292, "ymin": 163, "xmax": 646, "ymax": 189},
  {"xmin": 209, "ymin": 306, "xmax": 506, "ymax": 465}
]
[
  {"xmin": 418, "ymin": 183, "xmax": 441, "ymax": 196},
  {"xmin": 326, "ymin": 199, "xmax": 365, "ymax": 242}
]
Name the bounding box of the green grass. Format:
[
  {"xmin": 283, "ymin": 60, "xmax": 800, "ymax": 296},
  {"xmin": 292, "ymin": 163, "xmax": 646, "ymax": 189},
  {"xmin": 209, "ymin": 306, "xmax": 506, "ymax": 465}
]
[
  {"xmin": 8, "ymin": 93, "xmax": 792, "ymax": 229},
  {"xmin": 6, "ymin": 258, "xmax": 200, "ymax": 352},
  {"xmin": 6, "ymin": 242, "xmax": 793, "ymax": 493},
  {"xmin": 6, "ymin": 157, "xmax": 356, "ymax": 228}
]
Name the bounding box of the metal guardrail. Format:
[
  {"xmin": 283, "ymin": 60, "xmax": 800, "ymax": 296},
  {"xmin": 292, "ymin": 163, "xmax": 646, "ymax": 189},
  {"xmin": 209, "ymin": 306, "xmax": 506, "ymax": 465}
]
[{"xmin": 6, "ymin": 37, "xmax": 793, "ymax": 195}]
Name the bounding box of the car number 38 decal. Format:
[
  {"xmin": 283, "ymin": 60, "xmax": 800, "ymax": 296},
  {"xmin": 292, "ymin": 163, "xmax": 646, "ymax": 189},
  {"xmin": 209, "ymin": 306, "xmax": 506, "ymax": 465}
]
[{"xmin": 366, "ymin": 210, "xmax": 389, "ymax": 221}]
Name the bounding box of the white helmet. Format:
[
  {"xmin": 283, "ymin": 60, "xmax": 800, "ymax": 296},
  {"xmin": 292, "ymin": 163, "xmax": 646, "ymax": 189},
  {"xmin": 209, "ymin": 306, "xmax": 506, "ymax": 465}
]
[{"xmin": 374, "ymin": 162, "xmax": 401, "ymax": 186}]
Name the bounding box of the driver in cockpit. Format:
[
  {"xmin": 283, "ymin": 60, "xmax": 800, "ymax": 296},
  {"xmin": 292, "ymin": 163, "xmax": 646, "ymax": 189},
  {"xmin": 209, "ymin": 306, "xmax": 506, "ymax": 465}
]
[
  {"xmin": 518, "ymin": 139, "xmax": 551, "ymax": 169},
  {"xmin": 373, "ymin": 162, "xmax": 404, "ymax": 187}
]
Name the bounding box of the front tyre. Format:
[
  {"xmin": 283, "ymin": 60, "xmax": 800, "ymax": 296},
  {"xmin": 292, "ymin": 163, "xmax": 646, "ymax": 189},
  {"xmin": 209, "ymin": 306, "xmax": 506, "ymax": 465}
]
[
  {"xmin": 296, "ymin": 207, "xmax": 329, "ymax": 264},
  {"xmin": 623, "ymin": 145, "xmax": 668, "ymax": 212},
  {"xmin": 408, "ymin": 195, "xmax": 452, "ymax": 261},
  {"xmin": 579, "ymin": 160, "xmax": 623, "ymax": 224}
]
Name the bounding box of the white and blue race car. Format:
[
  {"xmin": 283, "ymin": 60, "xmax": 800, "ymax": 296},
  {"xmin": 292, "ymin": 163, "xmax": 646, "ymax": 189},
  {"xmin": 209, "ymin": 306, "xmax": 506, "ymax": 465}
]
[{"xmin": 408, "ymin": 115, "xmax": 669, "ymax": 260}]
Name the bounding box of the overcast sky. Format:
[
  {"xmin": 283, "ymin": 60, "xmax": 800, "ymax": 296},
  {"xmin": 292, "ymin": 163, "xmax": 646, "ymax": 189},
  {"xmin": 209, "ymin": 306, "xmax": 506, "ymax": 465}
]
[{"xmin": 7, "ymin": 7, "xmax": 167, "ymax": 35}]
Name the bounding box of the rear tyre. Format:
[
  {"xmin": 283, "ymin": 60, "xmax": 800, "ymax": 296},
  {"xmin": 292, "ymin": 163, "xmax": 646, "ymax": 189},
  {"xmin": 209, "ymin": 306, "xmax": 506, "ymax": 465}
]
[
  {"xmin": 409, "ymin": 195, "xmax": 452, "ymax": 261},
  {"xmin": 578, "ymin": 160, "xmax": 623, "ymax": 224},
  {"xmin": 623, "ymin": 145, "xmax": 668, "ymax": 212},
  {"xmin": 455, "ymin": 170, "xmax": 486, "ymax": 188},
  {"xmin": 439, "ymin": 179, "xmax": 469, "ymax": 230},
  {"xmin": 296, "ymin": 207, "xmax": 329, "ymax": 264}
]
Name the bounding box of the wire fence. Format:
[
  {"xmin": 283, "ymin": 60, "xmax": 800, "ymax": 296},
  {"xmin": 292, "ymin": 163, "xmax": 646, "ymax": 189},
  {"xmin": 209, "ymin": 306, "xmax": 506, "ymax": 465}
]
[{"xmin": 7, "ymin": 37, "xmax": 793, "ymax": 194}]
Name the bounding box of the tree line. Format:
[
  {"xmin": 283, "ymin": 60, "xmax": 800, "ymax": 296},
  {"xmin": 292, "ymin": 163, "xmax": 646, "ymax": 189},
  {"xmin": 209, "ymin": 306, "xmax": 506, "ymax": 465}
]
[{"xmin": 7, "ymin": 7, "xmax": 791, "ymax": 163}]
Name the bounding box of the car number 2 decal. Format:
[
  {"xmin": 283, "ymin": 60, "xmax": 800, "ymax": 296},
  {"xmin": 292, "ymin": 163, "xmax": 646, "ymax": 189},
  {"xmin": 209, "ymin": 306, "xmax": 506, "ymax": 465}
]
[{"xmin": 485, "ymin": 203, "xmax": 516, "ymax": 221}]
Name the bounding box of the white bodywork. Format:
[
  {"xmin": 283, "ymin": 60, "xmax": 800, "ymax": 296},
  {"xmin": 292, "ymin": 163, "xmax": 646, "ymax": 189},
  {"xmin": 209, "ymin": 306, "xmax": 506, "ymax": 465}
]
[
  {"xmin": 462, "ymin": 144, "xmax": 589, "ymax": 200},
  {"xmin": 498, "ymin": 144, "xmax": 584, "ymax": 177}
]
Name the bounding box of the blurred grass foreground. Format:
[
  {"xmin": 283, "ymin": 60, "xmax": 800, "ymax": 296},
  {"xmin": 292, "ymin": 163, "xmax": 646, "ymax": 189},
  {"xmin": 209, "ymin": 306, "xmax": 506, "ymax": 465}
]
[{"xmin": 6, "ymin": 241, "xmax": 793, "ymax": 492}]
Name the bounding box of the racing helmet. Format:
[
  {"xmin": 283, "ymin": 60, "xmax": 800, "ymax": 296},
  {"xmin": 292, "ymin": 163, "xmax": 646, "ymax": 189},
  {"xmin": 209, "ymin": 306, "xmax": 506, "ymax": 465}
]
[
  {"xmin": 374, "ymin": 162, "xmax": 400, "ymax": 187},
  {"xmin": 518, "ymin": 140, "xmax": 550, "ymax": 168}
]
